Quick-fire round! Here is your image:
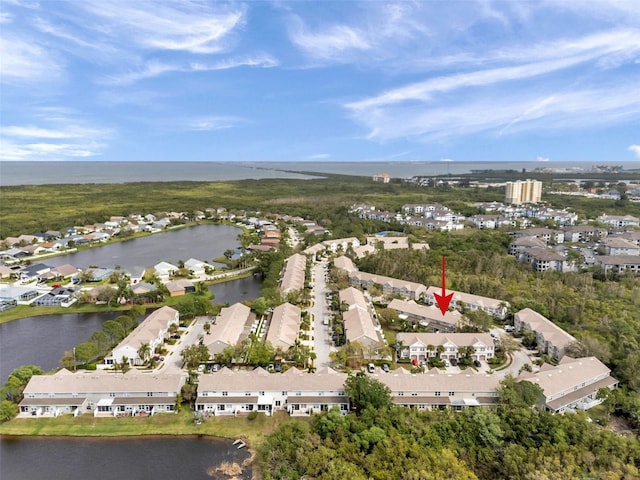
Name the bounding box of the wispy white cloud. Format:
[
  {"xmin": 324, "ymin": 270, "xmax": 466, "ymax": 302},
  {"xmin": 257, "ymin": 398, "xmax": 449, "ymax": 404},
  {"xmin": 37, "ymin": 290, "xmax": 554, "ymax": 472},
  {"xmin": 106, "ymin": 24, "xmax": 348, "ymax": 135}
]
[
  {"xmin": 346, "ymin": 29, "xmax": 640, "ymax": 112},
  {"xmin": 103, "ymin": 54, "xmax": 278, "ymax": 85},
  {"xmin": 0, "ymin": 110, "xmax": 114, "ymax": 160},
  {"xmin": 349, "ymin": 82, "xmax": 640, "ymax": 142},
  {"xmin": 308, "ymin": 153, "xmax": 331, "ymax": 159},
  {"xmin": 288, "ymin": 16, "xmax": 371, "ymax": 61},
  {"xmin": 0, "ymin": 35, "xmax": 64, "ymax": 83},
  {"xmin": 0, "ymin": 11, "xmax": 13, "ymax": 23},
  {"xmin": 79, "ymin": 1, "xmax": 246, "ymax": 54},
  {"xmin": 185, "ymin": 116, "xmax": 243, "ymax": 132},
  {"xmin": 629, "ymin": 145, "xmax": 640, "ymax": 158}
]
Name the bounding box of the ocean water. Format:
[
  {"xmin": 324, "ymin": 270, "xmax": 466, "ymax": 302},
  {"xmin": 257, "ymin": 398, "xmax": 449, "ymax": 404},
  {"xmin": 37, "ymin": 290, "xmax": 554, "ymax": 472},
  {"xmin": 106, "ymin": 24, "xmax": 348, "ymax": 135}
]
[{"xmin": 1, "ymin": 160, "xmax": 638, "ymax": 186}]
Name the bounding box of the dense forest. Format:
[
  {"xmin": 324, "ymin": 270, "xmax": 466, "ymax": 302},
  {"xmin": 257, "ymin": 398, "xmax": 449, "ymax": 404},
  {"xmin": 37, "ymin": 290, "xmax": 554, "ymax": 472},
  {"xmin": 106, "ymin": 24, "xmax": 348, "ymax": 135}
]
[{"xmin": 259, "ymin": 377, "xmax": 640, "ymax": 479}]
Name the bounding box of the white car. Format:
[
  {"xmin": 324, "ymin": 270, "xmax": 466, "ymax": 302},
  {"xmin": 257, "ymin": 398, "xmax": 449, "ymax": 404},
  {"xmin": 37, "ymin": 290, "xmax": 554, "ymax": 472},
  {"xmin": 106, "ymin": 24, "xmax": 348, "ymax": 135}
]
[{"xmin": 504, "ymin": 325, "xmax": 515, "ymax": 332}]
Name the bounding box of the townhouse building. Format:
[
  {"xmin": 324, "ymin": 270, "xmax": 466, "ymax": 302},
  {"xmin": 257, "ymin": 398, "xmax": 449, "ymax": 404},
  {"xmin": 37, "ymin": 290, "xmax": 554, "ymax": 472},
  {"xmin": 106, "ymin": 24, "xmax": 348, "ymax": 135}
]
[
  {"xmin": 105, "ymin": 306, "xmax": 180, "ymax": 366},
  {"xmin": 349, "ymin": 271, "xmax": 426, "ymax": 301},
  {"xmin": 376, "ymin": 369, "xmax": 502, "ymax": 411},
  {"xmin": 19, "ymin": 369, "xmax": 184, "ymax": 418},
  {"xmin": 387, "ymin": 298, "xmax": 461, "ymax": 333},
  {"xmin": 424, "ymin": 287, "xmax": 508, "ymax": 319},
  {"xmin": 265, "ymin": 302, "xmax": 302, "ymax": 351},
  {"xmin": 339, "ymin": 287, "xmax": 381, "ymax": 348},
  {"xmin": 196, "ymin": 367, "xmax": 349, "ymax": 416},
  {"xmin": 596, "ymin": 214, "xmax": 640, "ymax": 229},
  {"xmin": 518, "ymin": 357, "xmax": 618, "ymax": 413},
  {"xmin": 205, "ymin": 303, "xmax": 253, "ymax": 357},
  {"xmin": 396, "ymin": 332, "xmax": 494, "ymax": 363},
  {"xmin": 596, "ymin": 255, "xmax": 640, "ymax": 274},
  {"xmin": 514, "ymin": 308, "xmax": 576, "ymax": 361},
  {"xmin": 603, "ymin": 237, "xmax": 640, "ymax": 256},
  {"xmin": 280, "ymin": 253, "xmax": 306, "ymax": 294}
]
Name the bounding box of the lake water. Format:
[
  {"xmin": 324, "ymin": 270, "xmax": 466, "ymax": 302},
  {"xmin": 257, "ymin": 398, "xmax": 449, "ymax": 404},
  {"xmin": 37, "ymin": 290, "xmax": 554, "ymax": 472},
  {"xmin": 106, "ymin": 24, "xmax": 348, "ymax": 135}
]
[
  {"xmin": 42, "ymin": 224, "xmax": 242, "ymax": 271},
  {"xmin": 0, "ymin": 435, "xmax": 252, "ymax": 480},
  {"xmin": 208, "ymin": 275, "xmax": 261, "ymax": 306},
  {"xmin": 0, "ymin": 312, "xmax": 119, "ymax": 381}
]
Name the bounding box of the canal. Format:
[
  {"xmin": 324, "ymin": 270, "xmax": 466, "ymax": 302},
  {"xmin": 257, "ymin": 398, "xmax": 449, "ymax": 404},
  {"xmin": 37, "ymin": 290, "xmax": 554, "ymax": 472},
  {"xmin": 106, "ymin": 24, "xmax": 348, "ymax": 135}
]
[{"xmin": 0, "ymin": 435, "xmax": 252, "ymax": 480}]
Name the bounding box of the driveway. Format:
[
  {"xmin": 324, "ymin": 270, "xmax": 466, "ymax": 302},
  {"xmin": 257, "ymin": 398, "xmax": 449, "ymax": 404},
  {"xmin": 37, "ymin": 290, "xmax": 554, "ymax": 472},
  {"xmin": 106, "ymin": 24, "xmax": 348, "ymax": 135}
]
[
  {"xmin": 160, "ymin": 316, "xmax": 207, "ymax": 373},
  {"xmin": 309, "ymin": 260, "xmax": 335, "ymax": 368}
]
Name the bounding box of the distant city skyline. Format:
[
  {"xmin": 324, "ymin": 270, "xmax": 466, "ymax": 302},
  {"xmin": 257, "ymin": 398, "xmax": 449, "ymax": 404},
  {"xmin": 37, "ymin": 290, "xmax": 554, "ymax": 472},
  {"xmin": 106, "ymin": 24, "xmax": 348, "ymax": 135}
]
[{"xmin": 1, "ymin": 1, "xmax": 639, "ymax": 163}]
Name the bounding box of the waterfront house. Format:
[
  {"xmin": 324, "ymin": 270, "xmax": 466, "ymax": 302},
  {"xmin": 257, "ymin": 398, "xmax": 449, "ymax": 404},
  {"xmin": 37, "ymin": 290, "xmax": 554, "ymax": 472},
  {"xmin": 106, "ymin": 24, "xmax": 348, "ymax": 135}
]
[
  {"xmin": 19, "ymin": 263, "xmax": 51, "ymax": 282},
  {"xmin": 153, "ymin": 261, "xmax": 178, "ymax": 280},
  {"xmin": 33, "ymin": 287, "xmax": 77, "ymax": 307},
  {"xmin": 165, "ymin": 279, "xmax": 195, "ymax": 296},
  {"xmin": 184, "ymin": 258, "xmax": 209, "ymax": 276},
  {"xmin": 19, "ymin": 369, "xmax": 185, "ymax": 417},
  {"xmin": 85, "ymin": 267, "xmax": 113, "ymax": 282},
  {"xmin": 0, "ymin": 285, "xmax": 41, "ymax": 304}
]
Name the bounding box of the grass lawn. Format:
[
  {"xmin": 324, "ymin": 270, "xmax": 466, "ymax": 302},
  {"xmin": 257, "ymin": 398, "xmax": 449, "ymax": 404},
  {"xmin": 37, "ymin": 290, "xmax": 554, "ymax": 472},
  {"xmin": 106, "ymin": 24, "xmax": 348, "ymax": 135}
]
[{"xmin": 0, "ymin": 409, "xmax": 297, "ymax": 450}]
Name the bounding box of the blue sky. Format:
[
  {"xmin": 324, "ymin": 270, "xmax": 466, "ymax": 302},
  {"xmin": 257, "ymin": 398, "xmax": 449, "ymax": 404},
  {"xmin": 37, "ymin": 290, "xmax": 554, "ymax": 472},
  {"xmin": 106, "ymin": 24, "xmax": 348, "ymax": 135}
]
[{"xmin": 1, "ymin": 0, "xmax": 639, "ymax": 163}]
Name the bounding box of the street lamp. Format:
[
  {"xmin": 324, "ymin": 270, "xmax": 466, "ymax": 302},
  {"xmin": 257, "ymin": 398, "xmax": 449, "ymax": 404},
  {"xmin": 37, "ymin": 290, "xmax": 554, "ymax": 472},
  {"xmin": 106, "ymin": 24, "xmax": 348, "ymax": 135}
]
[{"xmin": 73, "ymin": 347, "xmax": 76, "ymax": 372}]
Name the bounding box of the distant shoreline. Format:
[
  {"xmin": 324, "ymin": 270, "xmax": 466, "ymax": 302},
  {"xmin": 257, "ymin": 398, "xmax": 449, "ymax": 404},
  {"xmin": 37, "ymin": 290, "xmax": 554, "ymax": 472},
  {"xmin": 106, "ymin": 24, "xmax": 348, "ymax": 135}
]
[{"xmin": 2, "ymin": 160, "xmax": 638, "ymax": 186}]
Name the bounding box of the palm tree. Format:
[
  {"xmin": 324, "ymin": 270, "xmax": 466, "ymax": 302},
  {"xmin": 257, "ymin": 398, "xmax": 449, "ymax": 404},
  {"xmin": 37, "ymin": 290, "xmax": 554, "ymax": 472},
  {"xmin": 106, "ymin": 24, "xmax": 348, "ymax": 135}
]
[
  {"xmin": 436, "ymin": 345, "xmax": 445, "ymax": 358},
  {"xmin": 427, "ymin": 344, "xmax": 435, "ymax": 359},
  {"xmin": 137, "ymin": 343, "xmax": 151, "ymax": 365}
]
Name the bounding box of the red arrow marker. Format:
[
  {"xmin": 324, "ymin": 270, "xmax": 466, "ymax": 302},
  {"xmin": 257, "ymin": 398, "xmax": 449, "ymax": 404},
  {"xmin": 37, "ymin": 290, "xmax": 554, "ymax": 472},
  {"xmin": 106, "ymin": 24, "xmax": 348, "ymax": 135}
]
[{"xmin": 433, "ymin": 256, "xmax": 454, "ymax": 315}]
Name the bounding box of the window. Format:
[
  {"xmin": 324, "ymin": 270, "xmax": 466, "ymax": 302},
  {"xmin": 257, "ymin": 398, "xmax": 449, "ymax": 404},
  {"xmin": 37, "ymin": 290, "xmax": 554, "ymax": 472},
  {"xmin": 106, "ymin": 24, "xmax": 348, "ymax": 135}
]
[
  {"xmin": 435, "ymin": 391, "xmax": 441, "ymax": 397},
  {"xmin": 245, "ymin": 392, "xmax": 251, "ymax": 396},
  {"xmin": 109, "ymin": 392, "xmax": 116, "ymax": 397},
  {"xmin": 398, "ymin": 392, "xmax": 404, "ymax": 396},
  {"xmin": 275, "ymin": 400, "xmax": 281, "ymax": 407},
  {"xmin": 147, "ymin": 392, "xmax": 153, "ymax": 397},
  {"xmin": 259, "ymin": 391, "xmax": 265, "ymax": 395},
  {"xmin": 222, "ymin": 392, "xmax": 228, "ymax": 396},
  {"xmin": 449, "ymin": 392, "xmax": 455, "ymax": 396},
  {"xmin": 411, "ymin": 393, "xmax": 418, "ymax": 396},
  {"xmin": 282, "ymin": 391, "xmax": 287, "ymax": 395}
]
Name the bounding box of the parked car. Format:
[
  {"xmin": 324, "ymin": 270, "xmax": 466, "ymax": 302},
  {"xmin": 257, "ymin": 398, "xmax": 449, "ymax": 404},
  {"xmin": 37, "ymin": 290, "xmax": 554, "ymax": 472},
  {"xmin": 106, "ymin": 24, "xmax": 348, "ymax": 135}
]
[
  {"xmin": 474, "ymin": 360, "xmax": 481, "ymax": 368},
  {"xmin": 367, "ymin": 363, "xmax": 375, "ymax": 373},
  {"xmin": 504, "ymin": 325, "xmax": 515, "ymax": 332},
  {"xmin": 212, "ymin": 363, "xmax": 221, "ymax": 372},
  {"xmin": 443, "ymin": 359, "xmax": 451, "ymax": 367},
  {"xmin": 382, "ymin": 363, "xmax": 390, "ymax": 373},
  {"xmin": 450, "ymin": 358, "xmax": 458, "ymax": 367}
]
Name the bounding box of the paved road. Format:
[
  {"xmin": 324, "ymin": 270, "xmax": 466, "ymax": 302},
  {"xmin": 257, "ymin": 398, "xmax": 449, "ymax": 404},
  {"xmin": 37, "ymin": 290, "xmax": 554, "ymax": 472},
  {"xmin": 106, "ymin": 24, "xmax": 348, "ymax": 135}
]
[
  {"xmin": 161, "ymin": 316, "xmax": 208, "ymax": 373},
  {"xmin": 309, "ymin": 260, "xmax": 335, "ymax": 368}
]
